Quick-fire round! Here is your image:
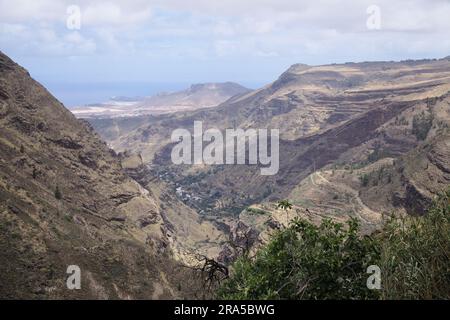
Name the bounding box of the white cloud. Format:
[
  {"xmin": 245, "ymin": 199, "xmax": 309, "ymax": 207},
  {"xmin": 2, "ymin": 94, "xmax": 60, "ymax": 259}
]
[
  {"xmin": 82, "ymin": 2, "xmax": 152, "ymax": 27},
  {"xmin": 0, "ymin": 0, "xmax": 65, "ymax": 22},
  {"xmin": 1, "ymin": 0, "xmax": 450, "ymax": 94},
  {"xmin": 1, "ymin": 0, "xmax": 450, "ymax": 60}
]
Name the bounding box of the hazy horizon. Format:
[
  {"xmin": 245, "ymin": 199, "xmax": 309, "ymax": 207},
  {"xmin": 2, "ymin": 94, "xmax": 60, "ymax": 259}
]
[
  {"xmin": 2, "ymin": 0, "xmax": 450, "ymax": 107},
  {"xmin": 37, "ymin": 80, "xmax": 265, "ymax": 107},
  {"xmin": 7, "ymin": 53, "xmax": 450, "ymax": 108}
]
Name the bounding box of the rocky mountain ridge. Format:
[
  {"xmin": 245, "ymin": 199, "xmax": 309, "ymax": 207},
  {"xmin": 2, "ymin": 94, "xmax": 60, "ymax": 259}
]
[
  {"xmin": 89, "ymin": 57, "xmax": 450, "ymax": 240},
  {"xmin": 0, "ymin": 51, "xmax": 217, "ymax": 299},
  {"xmin": 71, "ymin": 82, "xmax": 251, "ymax": 119}
]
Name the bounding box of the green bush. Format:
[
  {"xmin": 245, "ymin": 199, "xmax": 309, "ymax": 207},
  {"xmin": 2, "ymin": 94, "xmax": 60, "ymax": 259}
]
[
  {"xmin": 412, "ymin": 112, "xmax": 433, "ymax": 141},
  {"xmin": 218, "ymin": 217, "xmax": 380, "ymax": 299},
  {"xmin": 379, "ymin": 189, "xmax": 450, "ymax": 299},
  {"xmin": 368, "ymin": 146, "xmax": 391, "ymax": 163},
  {"xmin": 218, "ymin": 190, "xmax": 450, "ymax": 300}
]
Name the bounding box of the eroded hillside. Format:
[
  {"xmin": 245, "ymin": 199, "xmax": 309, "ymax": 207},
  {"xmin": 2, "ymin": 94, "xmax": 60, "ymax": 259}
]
[
  {"xmin": 89, "ymin": 58, "xmax": 450, "ymax": 249},
  {"xmin": 0, "ymin": 51, "xmax": 213, "ymax": 299}
]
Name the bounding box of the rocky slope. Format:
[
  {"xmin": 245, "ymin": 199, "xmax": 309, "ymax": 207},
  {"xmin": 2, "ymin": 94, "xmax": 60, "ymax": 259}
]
[
  {"xmin": 90, "ymin": 58, "xmax": 450, "ymax": 161},
  {"xmin": 0, "ymin": 51, "xmax": 212, "ymax": 299},
  {"xmin": 89, "ymin": 58, "xmax": 450, "ymax": 241}
]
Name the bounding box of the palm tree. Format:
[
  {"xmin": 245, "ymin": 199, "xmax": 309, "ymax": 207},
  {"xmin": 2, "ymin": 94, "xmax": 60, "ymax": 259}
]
[{"xmin": 277, "ymin": 199, "xmax": 293, "ymax": 226}]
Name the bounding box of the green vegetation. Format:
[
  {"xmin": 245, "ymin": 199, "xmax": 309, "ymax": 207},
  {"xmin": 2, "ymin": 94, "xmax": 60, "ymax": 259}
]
[
  {"xmin": 277, "ymin": 199, "xmax": 293, "ymax": 222},
  {"xmin": 360, "ymin": 173, "xmax": 369, "ymax": 187},
  {"xmin": 379, "ymin": 190, "xmax": 450, "ymax": 299},
  {"xmin": 368, "ymin": 146, "xmax": 391, "ymax": 163},
  {"xmin": 276, "ymin": 200, "xmax": 293, "ymax": 211},
  {"xmin": 359, "ymin": 166, "xmax": 392, "ymax": 187},
  {"xmin": 394, "ymin": 116, "xmax": 409, "ymax": 126},
  {"xmin": 218, "ymin": 216, "xmax": 379, "ymax": 299},
  {"xmin": 218, "ymin": 190, "xmax": 450, "ymax": 299},
  {"xmin": 412, "ymin": 111, "xmax": 433, "ymax": 141}
]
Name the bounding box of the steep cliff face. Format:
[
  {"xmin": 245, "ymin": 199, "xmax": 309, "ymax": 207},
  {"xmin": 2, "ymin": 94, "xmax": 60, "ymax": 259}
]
[{"xmin": 0, "ymin": 52, "xmax": 202, "ymax": 299}]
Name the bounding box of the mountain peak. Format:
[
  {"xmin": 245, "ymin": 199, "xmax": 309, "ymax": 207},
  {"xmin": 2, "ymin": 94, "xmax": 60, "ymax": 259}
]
[
  {"xmin": 188, "ymin": 82, "xmax": 249, "ymax": 93},
  {"xmin": 72, "ymin": 82, "xmax": 251, "ymax": 118}
]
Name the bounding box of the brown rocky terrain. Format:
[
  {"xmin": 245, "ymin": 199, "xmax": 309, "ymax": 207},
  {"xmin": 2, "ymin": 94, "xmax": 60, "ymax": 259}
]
[
  {"xmin": 0, "ymin": 51, "xmax": 218, "ymax": 299},
  {"xmin": 2, "ymin": 49, "xmax": 449, "ymax": 299},
  {"xmin": 90, "ymin": 58, "xmax": 450, "ymax": 161},
  {"xmin": 89, "ymin": 58, "xmax": 450, "ymax": 246}
]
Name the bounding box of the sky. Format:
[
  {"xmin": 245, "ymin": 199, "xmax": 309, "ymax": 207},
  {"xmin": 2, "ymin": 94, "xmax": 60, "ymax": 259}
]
[{"xmin": 1, "ymin": 0, "xmax": 450, "ymax": 106}]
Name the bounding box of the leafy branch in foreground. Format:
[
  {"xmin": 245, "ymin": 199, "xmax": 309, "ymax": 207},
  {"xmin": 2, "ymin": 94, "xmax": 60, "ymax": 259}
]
[
  {"xmin": 218, "ymin": 190, "xmax": 450, "ymax": 300},
  {"xmin": 218, "ymin": 214, "xmax": 379, "ymax": 299},
  {"xmin": 379, "ymin": 189, "xmax": 450, "ymax": 299}
]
